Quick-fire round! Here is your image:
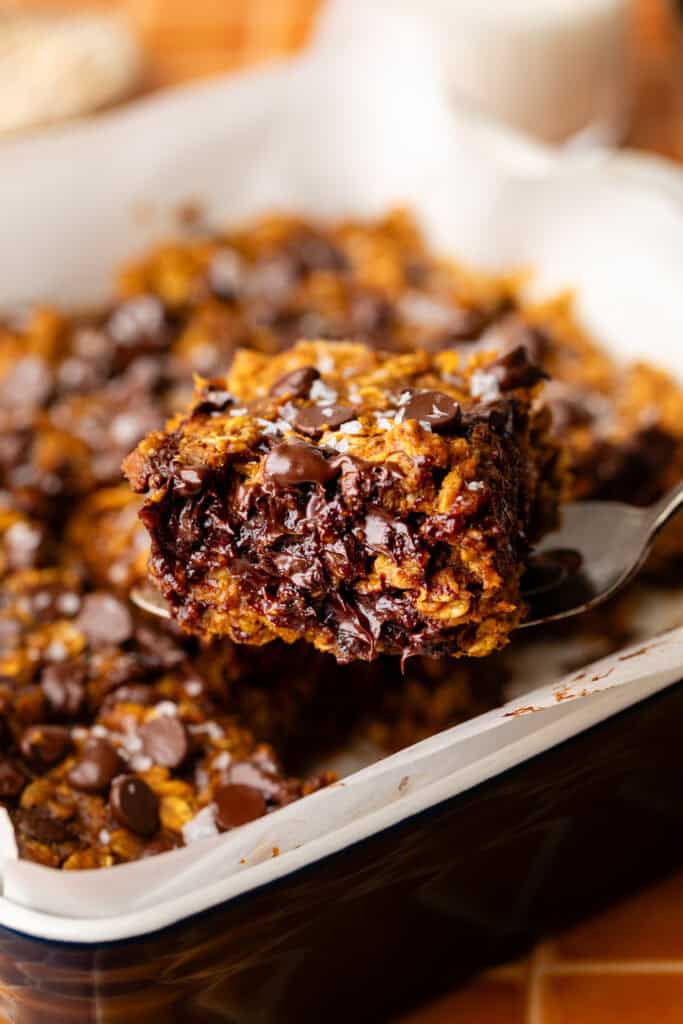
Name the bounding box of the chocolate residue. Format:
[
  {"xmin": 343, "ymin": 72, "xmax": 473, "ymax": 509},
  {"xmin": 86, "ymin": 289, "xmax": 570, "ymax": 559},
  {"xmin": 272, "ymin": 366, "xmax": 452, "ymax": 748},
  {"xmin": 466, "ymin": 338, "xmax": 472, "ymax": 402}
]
[
  {"xmin": 590, "ymin": 667, "xmax": 614, "ymax": 683},
  {"xmin": 618, "ymin": 644, "xmax": 661, "ymax": 661},
  {"xmin": 504, "ymin": 705, "xmax": 541, "ymax": 717}
]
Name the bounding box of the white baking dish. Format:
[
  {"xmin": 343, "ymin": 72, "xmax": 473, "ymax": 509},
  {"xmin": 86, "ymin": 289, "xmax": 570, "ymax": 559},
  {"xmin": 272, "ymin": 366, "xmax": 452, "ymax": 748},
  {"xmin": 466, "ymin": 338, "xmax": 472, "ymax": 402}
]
[{"xmin": 1, "ymin": 1, "xmax": 683, "ymax": 951}]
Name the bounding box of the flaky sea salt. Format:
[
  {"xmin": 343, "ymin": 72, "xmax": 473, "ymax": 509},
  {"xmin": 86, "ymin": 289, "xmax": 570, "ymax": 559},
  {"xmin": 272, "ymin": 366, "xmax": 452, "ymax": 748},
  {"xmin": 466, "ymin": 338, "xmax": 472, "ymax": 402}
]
[
  {"xmin": 470, "ymin": 369, "xmax": 501, "ymax": 402},
  {"xmin": 182, "ymin": 804, "xmax": 219, "ymax": 845},
  {"xmin": 257, "ymin": 418, "xmax": 283, "ymax": 437},
  {"xmin": 44, "ymin": 640, "xmax": 68, "ymax": 661},
  {"xmin": 212, "ymin": 750, "xmax": 232, "ymax": 772},
  {"xmin": 120, "ymin": 732, "xmax": 142, "ymax": 754},
  {"xmin": 316, "ymin": 353, "xmax": 335, "ymax": 374},
  {"xmin": 130, "ymin": 754, "xmax": 153, "ymax": 772},
  {"xmin": 189, "ymin": 720, "xmax": 224, "ymax": 742},
  {"xmin": 309, "ymin": 379, "xmax": 338, "ymax": 403},
  {"xmin": 59, "ymin": 592, "xmax": 81, "ymax": 616},
  {"xmin": 325, "ymin": 436, "xmax": 350, "ymax": 453},
  {"xmin": 111, "ymin": 412, "xmax": 148, "ymax": 447},
  {"xmin": 153, "ymin": 701, "xmax": 178, "ymax": 718},
  {"xmin": 339, "ymin": 419, "xmax": 363, "ymax": 435}
]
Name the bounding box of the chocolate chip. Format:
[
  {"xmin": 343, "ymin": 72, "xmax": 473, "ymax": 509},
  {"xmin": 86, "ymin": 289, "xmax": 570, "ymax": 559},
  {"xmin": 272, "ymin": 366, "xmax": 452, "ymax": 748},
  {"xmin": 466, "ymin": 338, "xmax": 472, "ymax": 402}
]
[
  {"xmin": 269, "ymin": 366, "xmax": 320, "ymax": 400},
  {"xmin": 286, "ymin": 233, "xmax": 348, "ymax": 274},
  {"xmin": 263, "ymin": 441, "xmax": 336, "ymax": 487},
  {"xmin": 76, "ymin": 593, "xmax": 133, "ymax": 647},
  {"xmin": 207, "ymin": 248, "xmax": 243, "ymax": 300},
  {"xmin": 545, "ymin": 395, "xmax": 594, "ymax": 434},
  {"xmin": 90, "ymin": 651, "xmax": 142, "ymax": 694},
  {"xmin": 41, "ymin": 662, "xmax": 87, "ymax": 719},
  {"xmin": 228, "ymin": 760, "xmax": 284, "ymax": 799},
  {"xmin": 442, "ymin": 307, "xmax": 489, "ymax": 343},
  {"xmin": 463, "ymin": 399, "xmax": 519, "ymax": 436},
  {"xmin": 139, "ymin": 716, "xmax": 188, "ymax": 769},
  {"xmin": 485, "ymin": 316, "xmax": 551, "ymax": 365},
  {"xmin": 133, "ymin": 625, "xmax": 185, "ymax": 670},
  {"xmin": 246, "ymin": 257, "xmax": 297, "ymax": 303},
  {"xmin": 0, "ymin": 758, "xmax": 26, "ymax": 799},
  {"xmin": 193, "ymin": 385, "xmax": 234, "ymax": 415},
  {"xmin": 350, "ymin": 290, "xmax": 394, "ymax": 337},
  {"xmin": 512, "ymin": 324, "xmax": 551, "ymax": 364},
  {"xmin": 19, "ymin": 808, "xmax": 71, "ymax": 844},
  {"xmin": 110, "ymin": 775, "xmax": 159, "ymax": 836},
  {"xmin": 403, "ymin": 391, "xmax": 461, "ymax": 431},
  {"xmin": 214, "ymin": 782, "xmax": 266, "ymax": 831},
  {"xmin": 68, "ymin": 738, "xmax": 120, "ymax": 793},
  {"xmin": 0, "ymin": 616, "xmax": 20, "ymax": 648},
  {"xmin": 418, "ymin": 307, "xmax": 491, "ymax": 351},
  {"xmin": 12, "ymin": 686, "xmax": 47, "ymax": 727},
  {"xmin": 290, "ymin": 404, "xmax": 354, "ymax": 437},
  {"xmin": 404, "ymin": 260, "xmax": 429, "ymax": 287},
  {"xmin": 632, "ymin": 428, "xmax": 677, "ymax": 473},
  {"xmin": 19, "ymin": 580, "xmax": 81, "ymax": 623},
  {"xmin": 590, "ymin": 427, "xmax": 678, "ymax": 504},
  {"xmin": 20, "ymin": 725, "xmax": 71, "ymax": 771},
  {"xmin": 488, "ymin": 345, "xmax": 548, "ymax": 391}
]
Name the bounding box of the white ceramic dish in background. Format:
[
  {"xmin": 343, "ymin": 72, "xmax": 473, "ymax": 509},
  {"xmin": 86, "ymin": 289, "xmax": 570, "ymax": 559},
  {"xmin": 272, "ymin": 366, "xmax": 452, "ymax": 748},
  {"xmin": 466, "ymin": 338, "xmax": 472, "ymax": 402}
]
[
  {"xmin": 0, "ymin": 2, "xmax": 682, "ymax": 943},
  {"xmin": 327, "ymin": 0, "xmax": 633, "ymax": 144}
]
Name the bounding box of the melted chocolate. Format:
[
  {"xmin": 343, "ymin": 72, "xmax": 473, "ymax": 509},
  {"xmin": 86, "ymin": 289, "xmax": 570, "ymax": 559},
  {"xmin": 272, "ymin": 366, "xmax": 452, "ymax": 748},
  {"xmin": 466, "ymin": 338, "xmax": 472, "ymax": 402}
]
[
  {"xmin": 403, "ymin": 390, "xmax": 461, "ymax": 431},
  {"xmin": 488, "ymin": 345, "xmax": 548, "ymax": 391},
  {"xmin": 289, "ymin": 404, "xmax": 355, "ymax": 437},
  {"xmin": 270, "ymin": 366, "xmax": 319, "ymax": 399},
  {"xmin": 68, "ymin": 738, "xmax": 120, "ymax": 793},
  {"xmin": 263, "ymin": 441, "xmax": 336, "ymax": 487}
]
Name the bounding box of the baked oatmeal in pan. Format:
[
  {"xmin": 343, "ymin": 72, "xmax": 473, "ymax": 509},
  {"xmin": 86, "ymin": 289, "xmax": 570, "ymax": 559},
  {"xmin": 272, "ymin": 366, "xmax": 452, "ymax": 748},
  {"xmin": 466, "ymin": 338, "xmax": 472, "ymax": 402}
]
[{"xmin": 1, "ymin": 210, "xmax": 681, "ymax": 868}]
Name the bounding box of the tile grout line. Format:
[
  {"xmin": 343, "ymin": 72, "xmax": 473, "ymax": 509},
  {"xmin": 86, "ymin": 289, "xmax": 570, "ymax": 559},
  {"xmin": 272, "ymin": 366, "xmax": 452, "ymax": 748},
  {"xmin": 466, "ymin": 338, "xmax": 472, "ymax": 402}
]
[
  {"xmin": 526, "ymin": 941, "xmax": 554, "ymax": 1024},
  {"xmin": 544, "ymin": 960, "xmax": 683, "ymax": 974}
]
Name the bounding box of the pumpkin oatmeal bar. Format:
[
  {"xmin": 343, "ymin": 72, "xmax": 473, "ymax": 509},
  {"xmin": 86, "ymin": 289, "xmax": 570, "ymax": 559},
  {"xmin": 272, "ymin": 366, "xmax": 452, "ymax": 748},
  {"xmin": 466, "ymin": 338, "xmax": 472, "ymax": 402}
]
[{"xmin": 124, "ymin": 339, "xmax": 561, "ymax": 663}]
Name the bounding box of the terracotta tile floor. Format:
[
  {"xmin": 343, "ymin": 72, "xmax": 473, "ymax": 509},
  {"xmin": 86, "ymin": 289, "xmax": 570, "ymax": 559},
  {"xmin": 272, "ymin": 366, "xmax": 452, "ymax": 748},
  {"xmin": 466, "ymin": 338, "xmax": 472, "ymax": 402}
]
[{"xmin": 400, "ymin": 871, "xmax": 683, "ymax": 1023}]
